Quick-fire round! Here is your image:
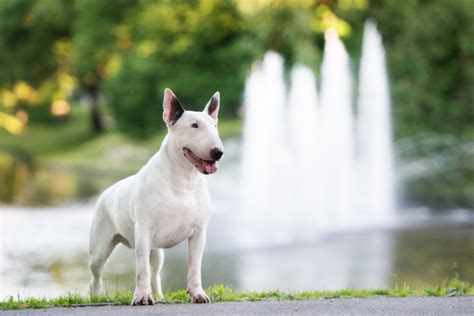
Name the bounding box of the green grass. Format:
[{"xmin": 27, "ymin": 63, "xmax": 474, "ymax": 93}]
[
  {"xmin": 0, "ymin": 108, "xmax": 242, "ymax": 204},
  {"xmin": 0, "ymin": 105, "xmax": 242, "ymax": 160},
  {"xmin": 0, "ymin": 109, "xmax": 93, "ymax": 157},
  {"xmin": 35, "ymin": 117, "xmax": 242, "ymax": 183},
  {"xmin": 40, "ymin": 117, "xmax": 242, "ymax": 169},
  {"xmin": 1, "ymin": 278, "xmax": 472, "ymax": 310},
  {"xmin": 1, "ymin": 107, "xmax": 242, "ymax": 177}
]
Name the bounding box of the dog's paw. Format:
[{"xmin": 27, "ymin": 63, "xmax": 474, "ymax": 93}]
[
  {"xmin": 89, "ymin": 279, "xmax": 103, "ymax": 297},
  {"xmin": 131, "ymin": 290, "xmax": 154, "ymax": 306},
  {"xmin": 187, "ymin": 288, "xmax": 211, "ymax": 304}
]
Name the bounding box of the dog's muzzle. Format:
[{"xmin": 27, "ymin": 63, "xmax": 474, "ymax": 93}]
[{"xmin": 183, "ymin": 148, "xmax": 220, "ymax": 175}]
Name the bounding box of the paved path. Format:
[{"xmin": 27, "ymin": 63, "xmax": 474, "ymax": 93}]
[{"xmin": 1, "ymin": 297, "xmax": 473, "ymax": 315}]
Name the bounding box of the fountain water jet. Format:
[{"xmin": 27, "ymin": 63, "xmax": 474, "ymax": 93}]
[
  {"xmin": 238, "ymin": 21, "xmax": 396, "ymax": 245},
  {"xmin": 240, "ymin": 52, "xmax": 294, "ymax": 246},
  {"xmin": 318, "ymin": 29, "xmax": 356, "ymax": 230},
  {"xmin": 356, "ymin": 20, "xmax": 395, "ymax": 224},
  {"xmin": 287, "ymin": 65, "xmax": 322, "ymax": 233}
]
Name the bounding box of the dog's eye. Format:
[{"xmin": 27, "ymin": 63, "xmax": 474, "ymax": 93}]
[{"xmin": 191, "ymin": 123, "xmax": 199, "ymax": 128}]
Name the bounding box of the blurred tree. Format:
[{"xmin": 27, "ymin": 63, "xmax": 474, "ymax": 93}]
[
  {"xmin": 1, "ymin": 0, "xmax": 472, "ymax": 142},
  {"xmin": 243, "ymin": 0, "xmax": 320, "ymax": 70},
  {"xmin": 72, "ymin": 0, "xmax": 138, "ymax": 133},
  {"xmin": 106, "ymin": 57, "xmax": 159, "ymax": 137},
  {"xmin": 0, "ymin": 0, "xmax": 72, "ymax": 86},
  {"xmin": 105, "ymin": 0, "xmax": 252, "ymax": 137},
  {"xmin": 0, "ymin": 0, "xmax": 74, "ymax": 130},
  {"xmin": 369, "ymin": 0, "xmax": 474, "ymax": 138},
  {"xmin": 105, "ymin": 0, "xmax": 366, "ymax": 137}
]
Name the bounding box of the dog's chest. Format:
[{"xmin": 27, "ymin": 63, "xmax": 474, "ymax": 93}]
[{"xmin": 149, "ymin": 191, "xmax": 208, "ymax": 249}]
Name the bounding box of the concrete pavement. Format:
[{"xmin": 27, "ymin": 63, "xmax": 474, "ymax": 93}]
[{"xmin": 1, "ymin": 297, "xmax": 473, "ymax": 315}]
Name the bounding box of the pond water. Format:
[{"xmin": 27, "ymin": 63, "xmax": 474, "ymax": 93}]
[
  {"xmin": 1, "ymin": 140, "xmax": 473, "ymax": 299},
  {"xmin": 1, "ymin": 202, "xmax": 473, "ymax": 299}
]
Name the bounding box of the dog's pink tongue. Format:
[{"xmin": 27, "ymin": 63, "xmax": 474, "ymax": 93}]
[{"xmin": 202, "ymin": 161, "xmax": 218, "ymax": 174}]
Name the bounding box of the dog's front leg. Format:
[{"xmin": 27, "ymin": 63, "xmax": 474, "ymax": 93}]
[
  {"xmin": 132, "ymin": 228, "xmax": 154, "ymax": 305},
  {"xmin": 187, "ymin": 227, "xmax": 210, "ymax": 303}
]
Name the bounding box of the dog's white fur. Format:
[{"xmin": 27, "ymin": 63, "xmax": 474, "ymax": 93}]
[{"xmin": 89, "ymin": 89, "xmax": 223, "ymax": 305}]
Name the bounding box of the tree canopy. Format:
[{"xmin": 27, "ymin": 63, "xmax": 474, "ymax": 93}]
[{"xmin": 0, "ymin": 0, "xmax": 472, "ymax": 139}]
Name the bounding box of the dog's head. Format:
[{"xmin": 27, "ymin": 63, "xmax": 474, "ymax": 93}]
[{"xmin": 163, "ymin": 88, "xmax": 224, "ymax": 175}]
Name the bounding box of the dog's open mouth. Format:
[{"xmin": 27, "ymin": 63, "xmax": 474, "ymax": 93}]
[{"xmin": 183, "ymin": 148, "xmax": 218, "ymax": 175}]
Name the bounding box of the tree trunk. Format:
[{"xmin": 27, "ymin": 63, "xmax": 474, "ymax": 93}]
[{"xmin": 86, "ymin": 84, "xmax": 104, "ymax": 133}]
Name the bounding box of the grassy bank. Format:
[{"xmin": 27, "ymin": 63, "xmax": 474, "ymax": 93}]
[
  {"xmin": 0, "ymin": 108, "xmax": 242, "ymax": 205},
  {"xmin": 38, "ymin": 117, "xmax": 241, "ymax": 176},
  {"xmin": 0, "ymin": 107, "xmax": 242, "ymax": 162},
  {"xmin": 2, "ymin": 278, "xmax": 473, "ymax": 310}
]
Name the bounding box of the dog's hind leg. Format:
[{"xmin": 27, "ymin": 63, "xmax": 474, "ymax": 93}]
[
  {"xmin": 150, "ymin": 248, "xmax": 164, "ymax": 298},
  {"xmin": 89, "ymin": 206, "xmax": 118, "ymax": 296}
]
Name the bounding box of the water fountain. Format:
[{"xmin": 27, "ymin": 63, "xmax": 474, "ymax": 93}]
[
  {"xmin": 356, "ymin": 20, "xmax": 395, "ymax": 224},
  {"xmin": 239, "ymin": 21, "xmax": 395, "ymax": 244},
  {"xmin": 239, "ymin": 52, "xmax": 296, "ymax": 246},
  {"xmin": 287, "ymin": 65, "xmax": 322, "ymax": 233},
  {"xmin": 318, "ymin": 29, "xmax": 356, "ymax": 230}
]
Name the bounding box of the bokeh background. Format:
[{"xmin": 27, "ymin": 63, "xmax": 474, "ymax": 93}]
[{"xmin": 0, "ymin": 0, "xmax": 473, "ymax": 298}]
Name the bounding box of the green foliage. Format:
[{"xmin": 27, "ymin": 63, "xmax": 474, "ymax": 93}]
[
  {"xmin": 0, "ymin": 115, "xmax": 241, "ymax": 204},
  {"xmin": 104, "ymin": 0, "xmax": 251, "ymax": 136},
  {"xmin": 369, "ymin": 0, "xmax": 474, "ymax": 138},
  {"xmin": 2, "ymin": 0, "xmax": 471, "ymax": 141},
  {"xmin": 72, "ymin": 0, "xmax": 137, "ymax": 85},
  {"xmin": 105, "ymin": 57, "xmax": 163, "ymax": 137},
  {"xmin": 243, "ymin": 2, "xmax": 320, "ymax": 70},
  {"xmin": 396, "ymin": 134, "xmax": 474, "ymax": 209},
  {"xmin": 0, "ymin": 0, "xmax": 74, "ymax": 124},
  {"xmin": 0, "ymin": 0, "xmax": 72, "ymax": 85},
  {"xmin": 0, "ymin": 105, "xmax": 92, "ymax": 156},
  {"xmin": 1, "ymin": 279, "xmax": 472, "ymax": 310},
  {"xmin": 407, "ymin": 169, "xmax": 474, "ymax": 210}
]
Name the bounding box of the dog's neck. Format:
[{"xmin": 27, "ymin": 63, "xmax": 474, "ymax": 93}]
[{"xmin": 148, "ymin": 134, "xmax": 201, "ymax": 191}]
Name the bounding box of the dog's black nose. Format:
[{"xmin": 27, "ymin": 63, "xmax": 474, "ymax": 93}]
[{"xmin": 210, "ymin": 147, "xmax": 224, "ymax": 161}]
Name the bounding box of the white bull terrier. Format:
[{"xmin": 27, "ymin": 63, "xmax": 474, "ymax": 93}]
[{"xmin": 89, "ymin": 89, "xmax": 224, "ymax": 305}]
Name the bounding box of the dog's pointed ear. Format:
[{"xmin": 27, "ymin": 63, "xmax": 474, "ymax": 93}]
[
  {"xmin": 204, "ymin": 92, "xmax": 220, "ymax": 121},
  {"xmin": 163, "ymin": 88, "xmax": 185, "ymax": 127}
]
